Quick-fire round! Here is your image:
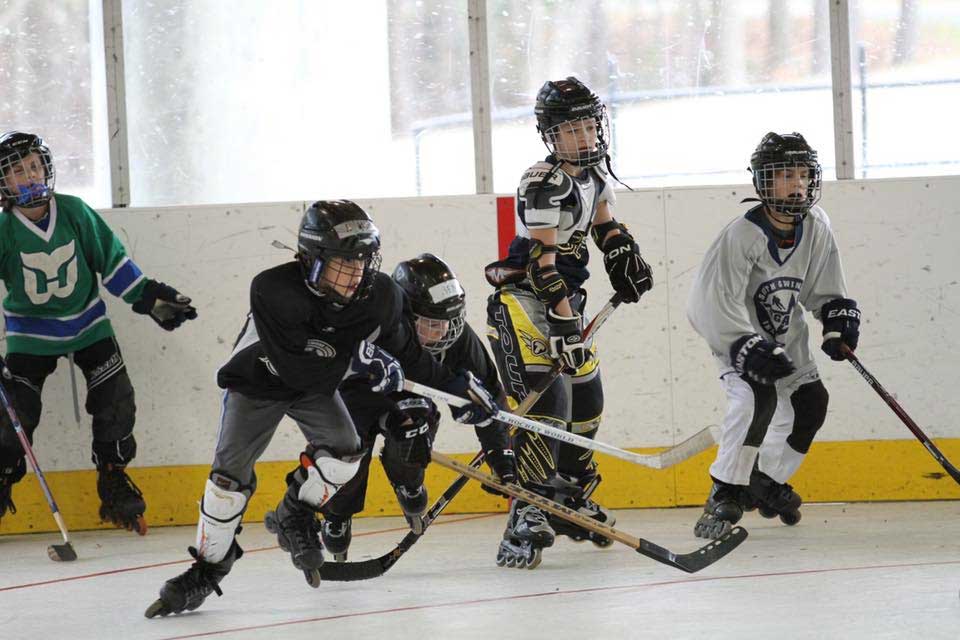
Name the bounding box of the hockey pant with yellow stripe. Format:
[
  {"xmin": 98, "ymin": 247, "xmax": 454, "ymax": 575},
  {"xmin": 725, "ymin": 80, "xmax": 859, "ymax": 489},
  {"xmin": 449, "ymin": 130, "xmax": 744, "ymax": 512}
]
[{"xmin": 486, "ymin": 286, "xmax": 604, "ymax": 495}]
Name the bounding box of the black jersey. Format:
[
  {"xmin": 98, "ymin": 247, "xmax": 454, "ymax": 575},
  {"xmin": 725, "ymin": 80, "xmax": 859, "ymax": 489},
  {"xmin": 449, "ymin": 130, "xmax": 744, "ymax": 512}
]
[
  {"xmin": 216, "ymin": 262, "xmax": 453, "ymax": 401},
  {"xmin": 340, "ymin": 320, "xmax": 510, "ymax": 451},
  {"xmin": 501, "ymin": 156, "xmax": 615, "ymax": 291}
]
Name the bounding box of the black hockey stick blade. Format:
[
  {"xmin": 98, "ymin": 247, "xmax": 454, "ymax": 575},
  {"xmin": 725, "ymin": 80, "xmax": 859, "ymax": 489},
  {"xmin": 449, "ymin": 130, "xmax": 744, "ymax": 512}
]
[
  {"xmin": 636, "ymin": 526, "xmax": 747, "ymax": 574},
  {"xmin": 47, "ymin": 541, "xmax": 78, "ymax": 562}
]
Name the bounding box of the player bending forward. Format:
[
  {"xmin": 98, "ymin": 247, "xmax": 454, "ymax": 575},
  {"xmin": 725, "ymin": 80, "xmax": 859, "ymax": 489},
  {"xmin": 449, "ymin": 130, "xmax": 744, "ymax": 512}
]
[
  {"xmin": 319, "ymin": 253, "xmax": 517, "ymax": 560},
  {"xmin": 687, "ymin": 132, "xmax": 861, "ymax": 539},
  {"xmin": 146, "ymin": 201, "xmax": 497, "ymax": 617},
  {"xmin": 484, "ymin": 77, "xmax": 653, "ymax": 569}
]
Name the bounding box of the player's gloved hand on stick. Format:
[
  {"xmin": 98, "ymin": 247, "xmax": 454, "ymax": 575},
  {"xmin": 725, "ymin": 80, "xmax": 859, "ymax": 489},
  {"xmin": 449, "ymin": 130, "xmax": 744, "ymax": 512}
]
[
  {"xmin": 547, "ymin": 309, "xmax": 589, "ymax": 371},
  {"xmin": 730, "ymin": 334, "xmax": 795, "ymax": 385},
  {"xmin": 820, "ymin": 298, "xmax": 861, "ymax": 361},
  {"xmin": 380, "ymin": 396, "xmax": 438, "ymax": 467},
  {"xmin": 132, "ymin": 279, "xmax": 197, "ymax": 331},
  {"xmin": 602, "ymin": 233, "xmax": 653, "ymax": 303},
  {"xmin": 352, "ymin": 341, "xmax": 404, "ymax": 393},
  {"xmin": 444, "ymin": 370, "xmax": 499, "ymax": 427}
]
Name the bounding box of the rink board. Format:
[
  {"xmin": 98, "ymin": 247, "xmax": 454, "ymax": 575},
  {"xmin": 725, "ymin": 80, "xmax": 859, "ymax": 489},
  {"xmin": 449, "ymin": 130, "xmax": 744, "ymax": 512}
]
[{"xmin": 2, "ymin": 437, "xmax": 958, "ymax": 535}]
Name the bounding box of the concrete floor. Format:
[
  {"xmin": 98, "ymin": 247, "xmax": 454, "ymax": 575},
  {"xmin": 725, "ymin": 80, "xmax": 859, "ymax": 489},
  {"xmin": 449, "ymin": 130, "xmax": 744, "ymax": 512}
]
[{"xmin": 1, "ymin": 501, "xmax": 958, "ymax": 640}]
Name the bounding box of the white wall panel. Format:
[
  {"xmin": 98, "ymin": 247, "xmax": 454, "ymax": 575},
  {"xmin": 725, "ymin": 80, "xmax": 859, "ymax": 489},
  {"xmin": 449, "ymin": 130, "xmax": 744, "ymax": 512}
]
[{"xmin": 13, "ymin": 176, "xmax": 959, "ymax": 471}]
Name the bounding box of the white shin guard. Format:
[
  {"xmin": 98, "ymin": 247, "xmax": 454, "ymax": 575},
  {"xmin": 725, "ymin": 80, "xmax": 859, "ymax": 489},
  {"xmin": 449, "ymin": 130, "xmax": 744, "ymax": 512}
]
[
  {"xmin": 195, "ymin": 478, "xmax": 247, "ymax": 563},
  {"xmin": 296, "ymin": 451, "xmax": 362, "ymax": 510}
]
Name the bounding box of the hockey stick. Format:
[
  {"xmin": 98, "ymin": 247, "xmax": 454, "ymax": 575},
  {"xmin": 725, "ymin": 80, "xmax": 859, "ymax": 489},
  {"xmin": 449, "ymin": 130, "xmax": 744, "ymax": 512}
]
[
  {"xmin": 318, "ymin": 452, "xmax": 484, "ymax": 581},
  {"xmin": 319, "ymin": 296, "xmax": 623, "ymax": 582},
  {"xmin": 0, "ymin": 378, "xmax": 77, "ymax": 561},
  {"xmin": 405, "ymin": 380, "xmax": 714, "ymax": 470},
  {"xmin": 431, "ymin": 451, "xmax": 747, "ymax": 573},
  {"xmin": 842, "ymin": 345, "xmax": 960, "ymax": 485}
]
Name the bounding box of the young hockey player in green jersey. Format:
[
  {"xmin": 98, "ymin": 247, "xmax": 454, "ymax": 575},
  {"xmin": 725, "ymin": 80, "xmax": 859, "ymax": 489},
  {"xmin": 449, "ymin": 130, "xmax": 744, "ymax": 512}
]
[{"xmin": 0, "ymin": 131, "xmax": 197, "ymax": 534}]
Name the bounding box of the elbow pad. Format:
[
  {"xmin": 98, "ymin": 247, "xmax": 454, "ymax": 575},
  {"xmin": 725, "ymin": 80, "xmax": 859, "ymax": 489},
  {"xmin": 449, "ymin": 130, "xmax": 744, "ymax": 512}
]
[{"xmin": 526, "ymin": 240, "xmax": 568, "ymax": 308}]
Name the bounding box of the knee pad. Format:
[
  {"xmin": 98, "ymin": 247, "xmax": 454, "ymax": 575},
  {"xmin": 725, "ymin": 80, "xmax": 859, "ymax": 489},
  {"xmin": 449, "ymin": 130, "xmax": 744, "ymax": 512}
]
[
  {"xmin": 787, "ymin": 380, "xmax": 829, "ymax": 454},
  {"xmin": 294, "ymin": 446, "xmax": 364, "ymax": 510},
  {"xmin": 557, "ymin": 422, "xmax": 598, "ymax": 478},
  {"xmin": 196, "ymin": 472, "xmax": 249, "ymax": 563},
  {"xmin": 742, "ymin": 377, "xmax": 778, "ymax": 448},
  {"xmin": 514, "ymin": 423, "xmax": 562, "ymax": 486},
  {"xmin": 0, "ymin": 454, "xmax": 27, "ymax": 484},
  {"xmin": 91, "ymin": 433, "xmax": 137, "ymax": 468},
  {"xmin": 88, "ymin": 370, "xmax": 136, "ymax": 442}
]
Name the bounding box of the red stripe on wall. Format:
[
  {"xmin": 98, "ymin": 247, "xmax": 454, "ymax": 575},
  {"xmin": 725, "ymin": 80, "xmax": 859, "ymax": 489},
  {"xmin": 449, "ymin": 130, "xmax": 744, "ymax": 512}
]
[{"xmin": 496, "ymin": 196, "xmax": 516, "ymax": 259}]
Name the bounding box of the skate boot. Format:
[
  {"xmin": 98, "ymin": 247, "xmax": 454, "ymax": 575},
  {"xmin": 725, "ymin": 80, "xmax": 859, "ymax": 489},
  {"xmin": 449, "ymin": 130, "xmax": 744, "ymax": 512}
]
[
  {"xmin": 496, "ymin": 500, "xmax": 555, "ymax": 570},
  {"xmin": 144, "ymin": 542, "xmax": 243, "ymax": 618},
  {"xmin": 548, "ymin": 470, "xmax": 616, "ymax": 547},
  {"xmin": 694, "ymin": 479, "xmax": 745, "ymax": 539},
  {"xmin": 97, "ymin": 464, "xmax": 147, "ymax": 534},
  {"xmin": 0, "ymin": 477, "xmax": 15, "ymax": 525},
  {"xmin": 321, "ymin": 515, "xmax": 352, "ymax": 562},
  {"xmin": 749, "ymin": 469, "xmax": 802, "ymax": 526},
  {"xmin": 264, "ymin": 494, "xmax": 325, "ymax": 588},
  {"xmin": 392, "ymin": 483, "xmax": 428, "ymax": 535}
]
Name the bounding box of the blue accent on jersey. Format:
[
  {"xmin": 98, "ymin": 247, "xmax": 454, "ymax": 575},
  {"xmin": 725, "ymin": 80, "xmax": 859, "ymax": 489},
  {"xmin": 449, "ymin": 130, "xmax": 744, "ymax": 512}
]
[
  {"xmin": 5, "ymin": 299, "xmax": 107, "ymax": 339},
  {"xmin": 103, "ymin": 259, "xmax": 143, "ymax": 297}
]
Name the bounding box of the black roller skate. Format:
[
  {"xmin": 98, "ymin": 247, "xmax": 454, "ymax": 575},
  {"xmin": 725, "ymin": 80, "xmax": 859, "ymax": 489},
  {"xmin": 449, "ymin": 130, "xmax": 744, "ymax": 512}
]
[
  {"xmin": 548, "ymin": 470, "xmax": 616, "ymax": 547},
  {"xmin": 749, "ymin": 469, "xmax": 802, "ymax": 526},
  {"xmin": 97, "ymin": 464, "xmax": 147, "ymax": 534},
  {"xmin": 264, "ymin": 495, "xmax": 325, "ymax": 588},
  {"xmin": 496, "ymin": 500, "xmax": 555, "ymax": 570},
  {"xmin": 694, "ymin": 479, "xmax": 745, "ymax": 539},
  {"xmin": 321, "ymin": 515, "xmax": 352, "ymax": 562},
  {"xmin": 144, "ymin": 542, "xmax": 243, "ymax": 618},
  {"xmin": 392, "ymin": 483, "xmax": 427, "ymax": 535}
]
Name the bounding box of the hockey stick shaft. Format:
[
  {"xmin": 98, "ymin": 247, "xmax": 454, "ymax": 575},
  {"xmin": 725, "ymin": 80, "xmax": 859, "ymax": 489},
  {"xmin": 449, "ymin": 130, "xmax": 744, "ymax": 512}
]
[
  {"xmin": 0, "ymin": 378, "xmax": 77, "ymax": 558},
  {"xmin": 431, "ymin": 451, "xmax": 747, "ymax": 573},
  {"xmin": 842, "ymin": 345, "xmax": 960, "ymax": 484},
  {"xmin": 514, "ymin": 294, "xmax": 621, "ymax": 416},
  {"xmin": 405, "ymin": 380, "xmax": 710, "ymax": 469}
]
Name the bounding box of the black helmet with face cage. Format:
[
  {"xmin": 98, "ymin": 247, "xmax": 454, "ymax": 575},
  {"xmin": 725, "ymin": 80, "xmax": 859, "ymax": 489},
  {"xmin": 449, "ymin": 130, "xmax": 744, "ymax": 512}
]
[
  {"xmin": 750, "ymin": 132, "xmax": 822, "ymax": 219},
  {"xmin": 534, "ymin": 77, "xmax": 610, "ymax": 168}
]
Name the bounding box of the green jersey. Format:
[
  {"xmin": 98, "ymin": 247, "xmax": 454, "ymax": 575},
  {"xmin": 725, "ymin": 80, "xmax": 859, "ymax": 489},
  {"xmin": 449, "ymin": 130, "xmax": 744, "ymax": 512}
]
[{"xmin": 0, "ymin": 193, "xmax": 147, "ymax": 356}]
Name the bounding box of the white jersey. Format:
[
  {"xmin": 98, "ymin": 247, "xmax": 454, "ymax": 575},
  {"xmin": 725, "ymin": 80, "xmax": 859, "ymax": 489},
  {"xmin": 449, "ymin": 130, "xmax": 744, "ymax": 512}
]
[
  {"xmin": 503, "ymin": 159, "xmax": 616, "ymax": 290},
  {"xmin": 687, "ymin": 204, "xmax": 848, "ymax": 371}
]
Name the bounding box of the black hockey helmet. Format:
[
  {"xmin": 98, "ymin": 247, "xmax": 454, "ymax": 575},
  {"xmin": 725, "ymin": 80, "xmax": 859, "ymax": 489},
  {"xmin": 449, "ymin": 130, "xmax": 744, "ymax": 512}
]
[
  {"xmin": 749, "ymin": 132, "xmax": 822, "ymax": 220},
  {"xmin": 392, "ymin": 253, "xmax": 466, "ymax": 355},
  {"xmin": 297, "ymin": 200, "xmax": 382, "ymax": 305},
  {"xmin": 534, "ymin": 76, "xmax": 610, "ymax": 168},
  {"xmin": 0, "ymin": 131, "xmax": 55, "ymax": 209}
]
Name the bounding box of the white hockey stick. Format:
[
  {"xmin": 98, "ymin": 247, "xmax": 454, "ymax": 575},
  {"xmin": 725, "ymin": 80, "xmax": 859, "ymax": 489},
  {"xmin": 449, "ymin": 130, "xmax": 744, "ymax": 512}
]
[{"xmin": 403, "ymin": 380, "xmax": 715, "ymax": 470}]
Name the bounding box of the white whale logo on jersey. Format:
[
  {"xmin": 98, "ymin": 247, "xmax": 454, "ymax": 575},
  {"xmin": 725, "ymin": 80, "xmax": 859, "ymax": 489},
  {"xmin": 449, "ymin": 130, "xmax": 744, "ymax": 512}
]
[
  {"xmin": 305, "ymin": 339, "xmax": 336, "ymax": 358},
  {"xmin": 754, "ymin": 277, "xmax": 803, "ymax": 337},
  {"xmin": 20, "ymin": 240, "xmax": 78, "ymax": 305}
]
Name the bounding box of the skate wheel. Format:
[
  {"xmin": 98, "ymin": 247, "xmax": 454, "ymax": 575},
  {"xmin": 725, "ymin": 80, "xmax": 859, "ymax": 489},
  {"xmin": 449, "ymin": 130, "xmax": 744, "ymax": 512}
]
[
  {"xmin": 144, "ymin": 598, "xmax": 170, "ymax": 619},
  {"xmin": 758, "ymin": 506, "xmax": 777, "ymax": 519},
  {"xmin": 333, "ymin": 551, "xmax": 348, "ymax": 563},
  {"xmin": 525, "ymin": 547, "xmax": 542, "ymax": 570},
  {"xmin": 495, "ymin": 550, "xmax": 507, "ymax": 567},
  {"xmin": 407, "ymin": 515, "xmax": 425, "ymax": 535},
  {"xmin": 304, "ymin": 569, "xmax": 321, "ymax": 588},
  {"xmin": 591, "ymin": 536, "xmax": 614, "ymax": 549},
  {"xmin": 780, "ymin": 510, "xmax": 801, "ymax": 526},
  {"xmin": 264, "ymin": 511, "xmax": 279, "ymax": 533},
  {"xmin": 134, "ymin": 515, "xmax": 148, "ymax": 536}
]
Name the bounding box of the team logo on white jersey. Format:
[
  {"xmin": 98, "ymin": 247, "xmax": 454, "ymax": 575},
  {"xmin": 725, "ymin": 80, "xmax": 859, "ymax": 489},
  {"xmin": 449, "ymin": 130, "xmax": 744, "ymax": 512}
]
[
  {"xmin": 754, "ymin": 277, "xmax": 803, "ymax": 337},
  {"xmin": 19, "ymin": 240, "xmax": 78, "ymax": 305},
  {"xmin": 305, "ymin": 339, "xmax": 336, "ymax": 358}
]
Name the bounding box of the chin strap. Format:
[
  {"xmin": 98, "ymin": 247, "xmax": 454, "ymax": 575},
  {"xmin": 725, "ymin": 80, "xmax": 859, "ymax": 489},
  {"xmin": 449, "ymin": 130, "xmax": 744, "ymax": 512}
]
[{"xmin": 604, "ymin": 155, "xmax": 633, "ymax": 191}]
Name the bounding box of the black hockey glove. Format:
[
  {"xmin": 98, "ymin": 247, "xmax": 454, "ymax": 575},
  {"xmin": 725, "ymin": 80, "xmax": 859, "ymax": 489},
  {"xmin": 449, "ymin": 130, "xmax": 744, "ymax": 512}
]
[
  {"xmin": 380, "ymin": 397, "xmax": 439, "ymax": 468},
  {"xmin": 602, "ymin": 233, "xmax": 653, "ymax": 304},
  {"xmin": 132, "ymin": 279, "xmax": 197, "ymax": 331},
  {"xmin": 730, "ymin": 334, "xmax": 796, "ymax": 385},
  {"xmin": 445, "ymin": 370, "xmax": 499, "ymax": 427},
  {"xmin": 547, "ymin": 309, "xmax": 589, "ymax": 372},
  {"xmin": 820, "ymin": 298, "xmax": 861, "ymax": 361},
  {"xmin": 352, "ymin": 340, "xmax": 404, "ymax": 394}
]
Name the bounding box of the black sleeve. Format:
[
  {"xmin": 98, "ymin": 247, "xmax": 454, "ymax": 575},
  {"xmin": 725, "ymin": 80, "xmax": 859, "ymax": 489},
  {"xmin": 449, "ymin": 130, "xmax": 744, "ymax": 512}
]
[
  {"xmin": 452, "ymin": 325, "xmax": 511, "ymax": 451},
  {"xmin": 250, "ymin": 272, "xmax": 344, "ymax": 393},
  {"xmin": 374, "ymin": 279, "xmax": 456, "ymax": 389}
]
